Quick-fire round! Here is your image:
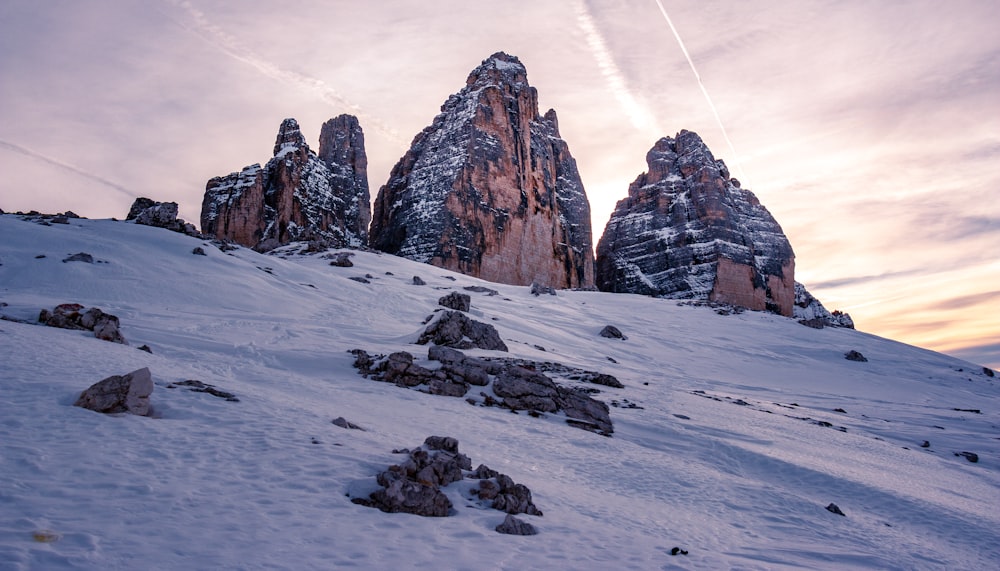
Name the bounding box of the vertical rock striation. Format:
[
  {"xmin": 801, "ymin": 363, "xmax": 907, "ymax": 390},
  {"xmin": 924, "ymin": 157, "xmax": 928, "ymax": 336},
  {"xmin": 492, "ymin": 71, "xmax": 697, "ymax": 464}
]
[
  {"xmin": 201, "ymin": 116, "xmax": 370, "ymax": 251},
  {"xmin": 596, "ymin": 131, "xmax": 795, "ymax": 316},
  {"xmin": 369, "ymin": 52, "xmax": 595, "ymax": 289}
]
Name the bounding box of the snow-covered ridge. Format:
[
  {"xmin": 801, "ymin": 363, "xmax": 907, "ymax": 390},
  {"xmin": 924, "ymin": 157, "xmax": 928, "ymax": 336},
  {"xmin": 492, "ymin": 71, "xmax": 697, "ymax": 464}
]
[{"xmin": 1, "ymin": 215, "xmax": 997, "ymax": 569}]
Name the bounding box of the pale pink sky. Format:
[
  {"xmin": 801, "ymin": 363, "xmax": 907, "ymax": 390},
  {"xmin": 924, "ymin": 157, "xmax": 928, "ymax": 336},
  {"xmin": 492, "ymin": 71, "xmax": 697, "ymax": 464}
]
[{"xmin": 2, "ymin": 0, "xmax": 997, "ymax": 368}]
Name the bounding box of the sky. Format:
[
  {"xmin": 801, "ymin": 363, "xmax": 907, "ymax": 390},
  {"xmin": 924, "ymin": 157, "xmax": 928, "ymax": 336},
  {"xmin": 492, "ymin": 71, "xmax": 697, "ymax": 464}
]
[{"xmin": 1, "ymin": 0, "xmax": 998, "ymax": 369}]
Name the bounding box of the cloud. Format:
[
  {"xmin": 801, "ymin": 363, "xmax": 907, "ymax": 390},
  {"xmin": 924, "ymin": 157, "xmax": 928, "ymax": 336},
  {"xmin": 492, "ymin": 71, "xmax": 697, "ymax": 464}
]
[
  {"xmin": 929, "ymin": 291, "xmax": 1000, "ymax": 312},
  {"xmin": 163, "ymin": 0, "xmax": 401, "ymax": 143},
  {"xmin": 808, "ymin": 269, "xmax": 929, "ymax": 291},
  {"xmin": 573, "ymin": 0, "xmax": 661, "ymax": 138},
  {"xmin": 0, "ymin": 139, "xmax": 135, "ymax": 201}
]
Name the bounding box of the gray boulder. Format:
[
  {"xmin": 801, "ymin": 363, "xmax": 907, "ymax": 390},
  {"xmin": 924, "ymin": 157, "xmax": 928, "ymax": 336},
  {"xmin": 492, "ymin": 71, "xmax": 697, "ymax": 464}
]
[
  {"xmin": 845, "ymin": 350, "xmax": 868, "ymax": 362},
  {"xmin": 417, "ymin": 310, "xmax": 508, "ymax": 351},
  {"xmin": 496, "ymin": 514, "xmax": 538, "ymax": 536},
  {"xmin": 599, "ymin": 325, "xmax": 627, "ymax": 340},
  {"xmin": 556, "ymin": 387, "xmax": 614, "ymax": 434},
  {"xmin": 438, "ymin": 292, "xmax": 471, "ymax": 312},
  {"xmin": 530, "ymin": 282, "xmax": 556, "ymax": 296},
  {"xmin": 332, "ymin": 417, "xmax": 364, "ymax": 430},
  {"xmin": 364, "ymin": 475, "xmax": 452, "ymax": 517},
  {"xmin": 326, "ymin": 252, "xmax": 354, "ymax": 267},
  {"xmin": 62, "ymin": 252, "xmax": 94, "ymax": 263},
  {"xmin": 493, "ymin": 367, "xmax": 560, "ymax": 413},
  {"xmin": 491, "ymin": 474, "xmax": 543, "ymax": 516},
  {"xmin": 74, "ymin": 367, "xmax": 153, "ymax": 416}
]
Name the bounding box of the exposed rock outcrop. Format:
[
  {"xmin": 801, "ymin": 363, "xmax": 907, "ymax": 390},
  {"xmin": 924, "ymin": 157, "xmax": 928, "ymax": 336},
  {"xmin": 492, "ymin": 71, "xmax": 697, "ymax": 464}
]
[
  {"xmin": 201, "ymin": 116, "xmax": 370, "ymax": 251},
  {"xmin": 39, "ymin": 303, "xmax": 127, "ymax": 344},
  {"xmin": 596, "ymin": 131, "xmax": 795, "ymax": 316},
  {"xmin": 351, "ymin": 347, "xmax": 614, "ymax": 435},
  {"xmin": 370, "ymin": 52, "xmax": 595, "ymax": 289},
  {"xmin": 74, "ymin": 367, "xmax": 153, "ymax": 416},
  {"xmin": 793, "ymin": 282, "xmax": 854, "ymax": 328},
  {"xmin": 352, "ymin": 436, "xmax": 542, "ymax": 522},
  {"xmin": 126, "ymin": 197, "xmax": 199, "ymax": 236}
]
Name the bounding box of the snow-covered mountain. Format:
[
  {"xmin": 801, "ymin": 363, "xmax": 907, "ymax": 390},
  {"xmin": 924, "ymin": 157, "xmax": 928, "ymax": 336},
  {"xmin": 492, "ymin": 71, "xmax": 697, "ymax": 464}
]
[
  {"xmin": 596, "ymin": 131, "xmax": 795, "ymax": 316},
  {"xmin": 1, "ymin": 213, "xmax": 997, "ymax": 570},
  {"xmin": 370, "ymin": 52, "xmax": 595, "ymax": 289}
]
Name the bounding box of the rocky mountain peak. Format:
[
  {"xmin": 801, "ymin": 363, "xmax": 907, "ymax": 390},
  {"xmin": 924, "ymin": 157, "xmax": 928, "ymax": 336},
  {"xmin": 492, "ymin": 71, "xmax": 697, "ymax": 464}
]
[
  {"xmin": 201, "ymin": 116, "xmax": 370, "ymax": 251},
  {"xmin": 369, "ymin": 53, "xmax": 595, "ymax": 289},
  {"xmin": 273, "ymin": 118, "xmax": 308, "ymax": 157},
  {"xmin": 596, "ymin": 131, "xmax": 795, "ymax": 316},
  {"xmin": 465, "ymin": 52, "xmax": 529, "ymax": 89}
]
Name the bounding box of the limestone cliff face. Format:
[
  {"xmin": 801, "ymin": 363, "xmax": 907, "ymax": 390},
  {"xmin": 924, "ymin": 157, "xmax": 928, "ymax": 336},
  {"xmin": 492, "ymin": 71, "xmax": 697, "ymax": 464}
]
[
  {"xmin": 201, "ymin": 116, "xmax": 370, "ymax": 251},
  {"xmin": 369, "ymin": 52, "xmax": 595, "ymax": 289},
  {"xmin": 596, "ymin": 131, "xmax": 795, "ymax": 316}
]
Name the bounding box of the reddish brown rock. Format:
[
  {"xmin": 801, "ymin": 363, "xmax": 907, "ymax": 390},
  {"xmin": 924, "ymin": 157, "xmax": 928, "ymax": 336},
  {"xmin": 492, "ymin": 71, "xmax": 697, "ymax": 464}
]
[
  {"xmin": 201, "ymin": 116, "xmax": 370, "ymax": 251},
  {"xmin": 596, "ymin": 131, "xmax": 795, "ymax": 316},
  {"xmin": 369, "ymin": 53, "xmax": 594, "ymax": 289}
]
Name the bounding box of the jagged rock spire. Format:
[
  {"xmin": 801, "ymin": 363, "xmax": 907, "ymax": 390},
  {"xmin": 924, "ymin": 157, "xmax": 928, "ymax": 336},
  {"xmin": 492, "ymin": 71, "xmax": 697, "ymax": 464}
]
[
  {"xmin": 369, "ymin": 52, "xmax": 595, "ymax": 289},
  {"xmin": 201, "ymin": 116, "xmax": 370, "ymax": 250}
]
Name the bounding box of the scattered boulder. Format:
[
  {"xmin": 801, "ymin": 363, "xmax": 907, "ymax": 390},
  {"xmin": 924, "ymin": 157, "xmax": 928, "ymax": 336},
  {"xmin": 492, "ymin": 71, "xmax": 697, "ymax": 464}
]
[
  {"xmin": 326, "ymin": 252, "xmax": 355, "ymax": 267},
  {"xmin": 438, "ymin": 292, "xmax": 471, "ymax": 312},
  {"xmin": 955, "ymin": 452, "xmax": 979, "ymax": 463},
  {"xmin": 192, "ymin": 247, "xmax": 207, "ymax": 256},
  {"xmin": 166, "ymin": 380, "xmax": 239, "ymax": 402},
  {"xmin": 670, "ymin": 547, "xmax": 689, "ymax": 556},
  {"xmin": 599, "ymin": 325, "xmax": 627, "ymax": 340},
  {"xmin": 39, "ymin": 304, "xmax": 127, "ymax": 344},
  {"xmin": 348, "ymin": 276, "xmax": 370, "ymax": 284},
  {"xmin": 825, "ymin": 503, "xmax": 846, "ymax": 516},
  {"xmin": 495, "ymin": 514, "xmax": 538, "ymax": 536},
  {"xmin": 62, "ymin": 252, "xmax": 94, "ymax": 264},
  {"xmin": 417, "ymin": 310, "xmax": 508, "ymax": 351},
  {"xmin": 332, "ymin": 417, "xmax": 365, "ymax": 430},
  {"xmin": 920, "ymin": 440, "xmax": 930, "ymax": 448},
  {"xmin": 984, "ymin": 367, "xmax": 995, "ymax": 378},
  {"xmin": 530, "ymin": 282, "xmax": 556, "ymax": 296},
  {"xmin": 845, "ymin": 350, "xmax": 868, "ymax": 362},
  {"xmin": 412, "ymin": 276, "xmax": 426, "ymax": 286},
  {"xmin": 464, "ymin": 286, "xmax": 499, "ymax": 296},
  {"xmin": 74, "ymin": 367, "xmax": 153, "ymax": 416},
  {"xmin": 138, "ymin": 344, "xmax": 153, "ymax": 353}
]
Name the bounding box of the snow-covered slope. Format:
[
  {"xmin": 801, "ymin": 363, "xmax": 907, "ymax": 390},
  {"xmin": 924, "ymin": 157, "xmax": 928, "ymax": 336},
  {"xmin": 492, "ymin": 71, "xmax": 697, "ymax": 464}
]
[{"xmin": 1, "ymin": 214, "xmax": 997, "ymax": 570}]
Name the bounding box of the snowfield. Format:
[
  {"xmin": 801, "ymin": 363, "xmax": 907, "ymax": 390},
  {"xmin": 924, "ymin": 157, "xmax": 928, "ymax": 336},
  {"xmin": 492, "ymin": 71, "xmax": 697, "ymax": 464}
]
[{"xmin": 1, "ymin": 214, "xmax": 997, "ymax": 570}]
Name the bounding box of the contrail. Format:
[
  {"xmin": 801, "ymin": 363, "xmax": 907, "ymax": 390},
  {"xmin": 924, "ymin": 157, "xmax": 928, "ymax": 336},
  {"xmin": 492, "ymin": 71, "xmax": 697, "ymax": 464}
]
[
  {"xmin": 0, "ymin": 140, "xmax": 135, "ymax": 199},
  {"xmin": 574, "ymin": 0, "xmax": 662, "ymax": 137},
  {"xmin": 652, "ymin": 0, "xmax": 747, "ymax": 182},
  {"xmin": 165, "ymin": 0, "xmax": 401, "ymax": 142}
]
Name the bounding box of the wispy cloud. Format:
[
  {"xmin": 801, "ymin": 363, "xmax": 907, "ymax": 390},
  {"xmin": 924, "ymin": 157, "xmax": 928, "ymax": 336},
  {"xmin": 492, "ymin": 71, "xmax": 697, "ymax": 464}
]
[
  {"xmin": 650, "ymin": 0, "xmax": 746, "ymax": 182},
  {"xmin": 0, "ymin": 140, "xmax": 135, "ymax": 200},
  {"xmin": 573, "ymin": 0, "xmax": 661, "ymax": 138},
  {"xmin": 164, "ymin": 0, "xmax": 401, "ymax": 142}
]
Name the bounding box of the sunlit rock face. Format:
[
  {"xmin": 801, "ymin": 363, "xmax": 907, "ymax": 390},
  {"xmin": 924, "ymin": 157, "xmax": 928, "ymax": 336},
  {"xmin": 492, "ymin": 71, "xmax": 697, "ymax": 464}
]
[
  {"xmin": 201, "ymin": 116, "xmax": 370, "ymax": 251},
  {"xmin": 369, "ymin": 52, "xmax": 595, "ymax": 289},
  {"xmin": 596, "ymin": 131, "xmax": 795, "ymax": 316}
]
